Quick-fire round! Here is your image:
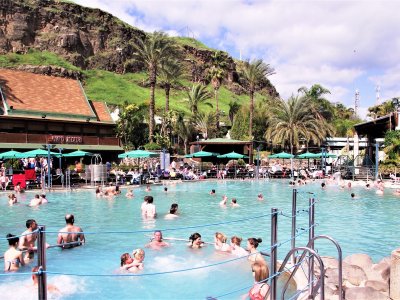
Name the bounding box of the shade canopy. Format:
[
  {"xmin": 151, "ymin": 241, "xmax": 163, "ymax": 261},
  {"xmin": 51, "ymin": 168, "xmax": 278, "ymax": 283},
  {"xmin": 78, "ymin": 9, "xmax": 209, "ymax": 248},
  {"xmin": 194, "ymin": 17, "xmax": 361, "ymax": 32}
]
[
  {"xmin": 184, "ymin": 151, "xmax": 220, "ymax": 158},
  {"xmin": 296, "ymin": 152, "xmax": 319, "ymax": 159},
  {"xmin": 63, "ymin": 150, "xmax": 94, "ymax": 157},
  {"xmin": 0, "ymin": 150, "xmax": 22, "ymax": 160},
  {"xmin": 313, "ymin": 152, "xmax": 337, "ymax": 158},
  {"xmin": 268, "ymin": 151, "xmax": 294, "ymax": 159},
  {"xmin": 118, "ymin": 149, "xmax": 158, "ymax": 158},
  {"xmin": 18, "ymin": 148, "xmax": 62, "ymax": 158},
  {"xmin": 217, "ymin": 151, "xmax": 249, "ymax": 159}
]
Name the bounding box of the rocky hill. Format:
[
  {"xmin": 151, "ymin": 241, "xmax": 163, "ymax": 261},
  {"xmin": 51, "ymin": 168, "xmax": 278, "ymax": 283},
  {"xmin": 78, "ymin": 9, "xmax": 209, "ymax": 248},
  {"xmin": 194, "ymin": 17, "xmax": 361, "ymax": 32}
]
[{"xmin": 0, "ymin": 0, "xmax": 278, "ymax": 96}]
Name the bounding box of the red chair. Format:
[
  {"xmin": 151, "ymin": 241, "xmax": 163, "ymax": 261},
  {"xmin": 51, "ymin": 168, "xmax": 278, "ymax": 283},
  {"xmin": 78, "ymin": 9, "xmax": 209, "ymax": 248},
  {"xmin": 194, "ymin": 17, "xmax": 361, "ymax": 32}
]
[
  {"xmin": 24, "ymin": 169, "xmax": 37, "ymax": 181},
  {"xmin": 12, "ymin": 174, "xmax": 26, "ymax": 189}
]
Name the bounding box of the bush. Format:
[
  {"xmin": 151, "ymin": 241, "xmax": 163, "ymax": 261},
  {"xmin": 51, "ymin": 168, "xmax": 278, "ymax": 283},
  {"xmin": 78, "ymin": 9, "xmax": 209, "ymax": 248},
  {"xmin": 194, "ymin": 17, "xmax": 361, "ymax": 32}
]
[
  {"xmin": 237, "ymin": 158, "xmax": 245, "ymax": 166},
  {"xmin": 143, "ymin": 142, "xmax": 161, "ymax": 150}
]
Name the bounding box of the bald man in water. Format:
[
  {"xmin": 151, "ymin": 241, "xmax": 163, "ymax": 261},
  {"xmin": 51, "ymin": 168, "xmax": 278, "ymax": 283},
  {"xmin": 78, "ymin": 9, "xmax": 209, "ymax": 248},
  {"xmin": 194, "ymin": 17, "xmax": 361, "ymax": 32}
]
[{"xmin": 57, "ymin": 214, "xmax": 85, "ymax": 249}]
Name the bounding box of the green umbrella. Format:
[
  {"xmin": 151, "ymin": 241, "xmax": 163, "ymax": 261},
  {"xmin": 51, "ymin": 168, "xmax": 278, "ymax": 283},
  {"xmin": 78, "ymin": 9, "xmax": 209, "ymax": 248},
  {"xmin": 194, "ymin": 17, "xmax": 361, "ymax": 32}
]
[
  {"xmin": 18, "ymin": 148, "xmax": 61, "ymax": 158},
  {"xmin": 118, "ymin": 149, "xmax": 158, "ymax": 159},
  {"xmin": 296, "ymin": 152, "xmax": 319, "ymax": 159},
  {"xmin": 187, "ymin": 151, "xmax": 220, "ymax": 158},
  {"xmin": 314, "ymin": 152, "xmax": 337, "ymax": 158},
  {"xmin": 0, "ymin": 150, "xmax": 22, "ymax": 160},
  {"xmin": 63, "ymin": 150, "xmax": 94, "ymax": 157},
  {"xmin": 217, "ymin": 151, "xmax": 249, "ymax": 159},
  {"xmin": 268, "ymin": 151, "xmax": 294, "ymax": 159}
]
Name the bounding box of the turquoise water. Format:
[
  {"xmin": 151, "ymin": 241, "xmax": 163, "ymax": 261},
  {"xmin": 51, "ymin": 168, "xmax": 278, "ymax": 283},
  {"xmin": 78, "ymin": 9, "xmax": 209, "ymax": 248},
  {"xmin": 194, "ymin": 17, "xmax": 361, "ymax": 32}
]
[{"xmin": 0, "ymin": 180, "xmax": 399, "ymax": 299}]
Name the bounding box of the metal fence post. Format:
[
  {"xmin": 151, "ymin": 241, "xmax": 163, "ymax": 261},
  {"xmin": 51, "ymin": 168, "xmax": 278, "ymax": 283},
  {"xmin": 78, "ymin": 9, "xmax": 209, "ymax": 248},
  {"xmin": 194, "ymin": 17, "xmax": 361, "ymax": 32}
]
[
  {"xmin": 37, "ymin": 225, "xmax": 47, "ymax": 300},
  {"xmin": 291, "ymin": 189, "xmax": 297, "ymax": 264},
  {"xmin": 308, "ymin": 198, "xmax": 315, "ymax": 297},
  {"xmin": 270, "ymin": 208, "xmax": 278, "ymax": 300}
]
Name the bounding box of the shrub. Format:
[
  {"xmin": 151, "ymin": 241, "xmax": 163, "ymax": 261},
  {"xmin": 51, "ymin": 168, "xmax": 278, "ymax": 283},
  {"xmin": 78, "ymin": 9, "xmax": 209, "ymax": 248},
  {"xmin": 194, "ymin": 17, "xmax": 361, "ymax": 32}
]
[{"xmin": 143, "ymin": 142, "xmax": 161, "ymax": 150}]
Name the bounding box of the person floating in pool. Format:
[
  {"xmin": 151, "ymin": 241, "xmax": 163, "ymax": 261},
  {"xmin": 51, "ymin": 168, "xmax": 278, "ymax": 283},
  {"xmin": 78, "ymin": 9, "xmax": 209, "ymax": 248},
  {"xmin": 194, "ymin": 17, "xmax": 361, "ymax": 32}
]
[
  {"xmin": 247, "ymin": 238, "xmax": 266, "ymax": 266},
  {"xmin": 210, "ymin": 189, "xmax": 216, "ymax": 195},
  {"xmin": 164, "ymin": 187, "xmax": 168, "ymax": 192},
  {"xmin": 214, "ymin": 232, "xmax": 231, "ymax": 252},
  {"xmin": 145, "ymin": 185, "xmax": 151, "ymax": 192},
  {"xmin": 189, "ymin": 233, "xmax": 204, "ymax": 249},
  {"xmin": 40, "ymin": 194, "xmax": 48, "ymax": 204},
  {"xmin": 230, "ymin": 236, "xmax": 249, "ymax": 257},
  {"xmin": 57, "ymin": 214, "xmax": 85, "ymax": 249},
  {"xmin": 231, "ymin": 198, "xmax": 240, "ymax": 207},
  {"xmin": 146, "ymin": 230, "xmax": 170, "ymax": 249},
  {"xmin": 321, "ymin": 182, "xmax": 326, "ymax": 189},
  {"xmin": 95, "ymin": 186, "xmax": 103, "ymax": 197},
  {"xmin": 165, "ymin": 203, "xmax": 179, "ymax": 219},
  {"xmin": 32, "ymin": 266, "xmax": 60, "ymax": 293},
  {"xmin": 29, "ymin": 194, "xmax": 42, "ymax": 207},
  {"xmin": 248, "ymin": 262, "xmax": 270, "ymax": 300},
  {"xmin": 131, "ymin": 248, "xmax": 145, "ymax": 271},
  {"xmin": 8, "ymin": 193, "xmax": 17, "ymax": 205},
  {"xmin": 219, "ymin": 195, "xmax": 228, "ymax": 207},
  {"xmin": 351, "ymin": 193, "xmax": 356, "ymax": 199},
  {"xmin": 125, "ymin": 189, "xmax": 134, "ymax": 198},
  {"xmin": 19, "ymin": 219, "xmax": 38, "ymax": 260},
  {"xmin": 4, "ymin": 234, "xmax": 25, "ymax": 271},
  {"xmin": 257, "ymin": 194, "xmax": 264, "ymax": 201}
]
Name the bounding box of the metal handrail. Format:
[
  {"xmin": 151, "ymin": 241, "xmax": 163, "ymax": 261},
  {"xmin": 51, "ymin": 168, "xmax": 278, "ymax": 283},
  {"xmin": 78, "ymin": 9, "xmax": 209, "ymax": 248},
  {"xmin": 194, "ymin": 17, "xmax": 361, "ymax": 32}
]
[{"xmin": 279, "ymin": 247, "xmax": 325, "ymax": 300}]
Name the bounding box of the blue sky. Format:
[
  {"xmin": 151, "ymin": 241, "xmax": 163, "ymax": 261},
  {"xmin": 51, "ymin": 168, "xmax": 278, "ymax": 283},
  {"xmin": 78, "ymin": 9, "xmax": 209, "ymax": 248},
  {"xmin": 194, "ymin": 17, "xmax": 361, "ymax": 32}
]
[{"xmin": 72, "ymin": 0, "xmax": 400, "ymax": 119}]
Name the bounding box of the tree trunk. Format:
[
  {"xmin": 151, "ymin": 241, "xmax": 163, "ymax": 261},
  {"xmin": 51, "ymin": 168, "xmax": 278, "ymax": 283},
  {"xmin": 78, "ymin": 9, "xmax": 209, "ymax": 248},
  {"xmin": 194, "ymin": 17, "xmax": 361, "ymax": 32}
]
[
  {"xmin": 165, "ymin": 84, "xmax": 170, "ymax": 112},
  {"xmin": 249, "ymin": 90, "xmax": 254, "ymax": 138},
  {"xmin": 215, "ymin": 88, "xmax": 219, "ymax": 129},
  {"xmin": 149, "ymin": 67, "xmax": 157, "ymax": 143}
]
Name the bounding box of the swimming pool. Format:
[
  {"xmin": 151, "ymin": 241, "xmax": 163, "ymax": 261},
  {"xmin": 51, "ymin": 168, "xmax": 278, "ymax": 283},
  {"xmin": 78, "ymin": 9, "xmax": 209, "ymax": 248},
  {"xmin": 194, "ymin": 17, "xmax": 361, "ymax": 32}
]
[{"xmin": 0, "ymin": 180, "xmax": 399, "ymax": 299}]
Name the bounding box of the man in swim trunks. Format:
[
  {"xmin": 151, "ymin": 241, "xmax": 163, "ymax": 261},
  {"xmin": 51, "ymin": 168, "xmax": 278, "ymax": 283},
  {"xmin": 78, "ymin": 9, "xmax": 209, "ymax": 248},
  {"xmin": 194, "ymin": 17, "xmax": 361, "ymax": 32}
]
[
  {"xmin": 145, "ymin": 230, "xmax": 169, "ymax": 249},
  {"xmin": 19, "ymin": 219, "xmax": 38, "ymax": 260},
  {"xmin": 57, "ymin": 214, "xmax": 85, "ymax": 249}
]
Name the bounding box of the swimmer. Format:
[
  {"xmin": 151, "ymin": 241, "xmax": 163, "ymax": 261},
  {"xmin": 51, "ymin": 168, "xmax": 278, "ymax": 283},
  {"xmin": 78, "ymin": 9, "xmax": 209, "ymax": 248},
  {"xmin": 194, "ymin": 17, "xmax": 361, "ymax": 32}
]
[
  {"xmin": 143, "ymin": 196, "xmax": 156, "ymax": 218},
  {"xmin": 376, "ymin": 188, "xmax": 384, "ymax": 195},
  {"xmin": 189, "ymin": 232, "xmax": 204, "ymax": 249},
  {"xmin": 210, "ymin": 189, "xmax": 216, "ymax": 195},
  {"xmin": 164, "ymin": 187, "xmax": 168, "ymax": 192},
  {"xmin": 19, "ymin": 219, "xmax": 38, "ymax": 260},
  {"xmin": 214, "ymin": 232, "xmax": 231, "ymax": 252},
  {"xmin": 131, "ymin": 248, "xmax": 145, "ymax": 270},
  {"xmin": 247, "ymin": 237, "xmax": 266, "ymax": 266},
  {"xmin": 219, "ymin": 195, "xmax": 228, "ymax": 207},
  {"xmin": 29, "ymin": 194, "xmax": 42, "ymax": 207},
  {"xmin": 114, "ymin": 185, "xmax": 121, "ymax": 195},
  {"xmin": 145, "ymin": 185, "xmax": 151, "ymax": 192},
  {"xmin": 257, "ymin": 194, "xmax": 264, "ymax": 201},
  {"xmin": 14, "ymin": 182, "xmax": 22, "ymax": 193},
  {"xmin": 120, "ymin": 253, "xmax": 136, "ymax": 272},
  {"xmin": 248, "ymin": 262, "xmax": 270, "ymax": 300},
  {"xmin": 95, "ymin": 186, "xmax": 103, "ymax": 197},
  {"xmin": 32, "ymin": 266, "xmax": 60, "ymax": 293},
  {"xmin": 230, "ymin": 236, "xmax": 249, "ymax": 257},
  {"xmin": 394, "ymin": 189, "xmax": 400, "ymax": 196},
  {"xmin": 165, "ymin": 203, "xmax": 179, "ymax": 219},
  {"xmin": 125, "ymin": 189, "xmax": 134, "ymax": 198},
  {"xmin": 321, "ymin": 182, "xmax": 326, "ymax": 189},
  {"xmin": 40, "ymin": 194, "xmax": 48, "ymax": 204},
  {"xmin": 145, "ymin": 230, "xmax": 170, "ymax": 249},
  {"xmin": 347, "ymin": 182, "xmax": 352, "ymax": 189},
  {"xmin": 351, "ymin": 193, "xmax": 356, "ymax": 199},
  {"xmin": 231, "ymin": 198, "xmax": 240, "ymax": 207},
  {"xmin": 4, "ymin": 234, "xmax": 25, "ymax": 271},
  {"xmin": 57, "ymin": 214, "xmax": 85, "ymax": 249},
  {"xmin": 141, "ymin": 196, "xmax": 148, "ymax": 216},
  {"xmin": 366, "ymin": 183, "xmax": 370, "ymax": 190},
  {"xmin": 8, "ymin": 193, "xmax": 17, "ymax": 205}
]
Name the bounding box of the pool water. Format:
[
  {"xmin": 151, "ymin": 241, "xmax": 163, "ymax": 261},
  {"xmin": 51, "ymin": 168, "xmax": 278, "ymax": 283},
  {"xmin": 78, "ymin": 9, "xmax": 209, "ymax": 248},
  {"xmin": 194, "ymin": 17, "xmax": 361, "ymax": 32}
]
[{"xmin": 0, "ymin": 180, "xmax": 399, "ymax": 299}]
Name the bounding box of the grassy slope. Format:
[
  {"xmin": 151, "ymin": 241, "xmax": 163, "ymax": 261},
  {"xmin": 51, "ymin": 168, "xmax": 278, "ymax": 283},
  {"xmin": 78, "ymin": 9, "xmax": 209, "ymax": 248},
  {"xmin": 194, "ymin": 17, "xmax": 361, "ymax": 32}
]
[{"xmin": 0, "ymin": 51, "xmax": 265, "ymax": 122}]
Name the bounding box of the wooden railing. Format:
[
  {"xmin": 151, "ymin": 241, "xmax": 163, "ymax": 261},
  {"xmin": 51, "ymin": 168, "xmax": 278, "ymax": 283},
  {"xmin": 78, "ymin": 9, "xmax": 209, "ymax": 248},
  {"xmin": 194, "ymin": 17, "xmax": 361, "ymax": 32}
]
[{"xmin": 0, "ymin": 132, "xmax": 120, "ymax": 146}]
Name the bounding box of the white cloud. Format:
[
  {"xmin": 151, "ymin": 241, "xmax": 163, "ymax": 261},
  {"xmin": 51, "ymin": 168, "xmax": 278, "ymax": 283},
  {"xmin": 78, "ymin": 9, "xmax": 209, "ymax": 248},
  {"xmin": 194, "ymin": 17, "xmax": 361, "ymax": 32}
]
[{"xmin": 70, "ymin": 0, "xmax": 400, "ymax": 112}]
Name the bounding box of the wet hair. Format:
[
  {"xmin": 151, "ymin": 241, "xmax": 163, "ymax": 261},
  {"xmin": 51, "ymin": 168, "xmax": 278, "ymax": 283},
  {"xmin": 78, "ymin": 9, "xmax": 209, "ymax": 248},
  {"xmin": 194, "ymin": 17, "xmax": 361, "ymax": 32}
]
[
  {"xmin": 231, "ymin": 236, "xmax": 242, "ymax": 246},
  {"xmin": 215, "ymin": 232, "xmax": 227, "ymax": 243},
  {"xmin": 231, "ymin": 198, "xmax": 237, "ymax": 204},
  {"xmin": 164, "ymin": 187, "xmax": 168, "ymax": 192},
  {"xmin": 6, "ymin": 233, "xmax": 19, "ymax": 246},
  {"xmin": 26, "ymin": 219, "xmax": 36, "ymax": 228},
  {"xmin": 351, "ymin": 193, "xmax": 355, "ymax": 198},
  {"xmin": 35, "ymin": 194, "xmax": 40, "ymax": 199},
  {"xmin": 189, "ymin": 232, "xmax": 201, "ymax": 244},
  {"xmin": 366, "ymin": 184, "xmax": 370, "ymax": 188},
  {"xmin": 248, "ymin": 237, "xmax": 262, "ymax": 248},
  {"xmin": 41, "ymin": 194, "xmax": 46, "ymax": 198},
  {"xmin": 144, "ymin": 195, "xmax": 153, "ymax": 204},
  {"xmin": 132, "ymin": 248, "xmax": 145, "ymax": 259},
  {"xmin": 169, "ymin": 204, "xmax": 178, "ymax": 214},
  {"xmin": 253, "ymin": 262, "xmax": 269, "ymax": 282},
  {"xmin": 321, "ymin": 183, "xmax": 326, "ymax": 188},
  {"xmin": 95, "ymin": 187, "xmax": 101, "ymax": 194},
  {"xmin": 65, "ymin": 214, "xmax": 74, "ymax": 224},
  {"xmin": 120, "ymin": 253, "xmax": 130, "ymax": 266},
  {"xmin": 211, "ymin": 189, "xmax": 215, "ymax": 193}
]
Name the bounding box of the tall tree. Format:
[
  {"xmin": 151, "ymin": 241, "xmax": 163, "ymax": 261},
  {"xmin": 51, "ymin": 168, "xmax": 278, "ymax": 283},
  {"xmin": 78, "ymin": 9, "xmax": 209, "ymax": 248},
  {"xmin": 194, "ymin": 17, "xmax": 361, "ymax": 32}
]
[
  {"xmin": 265, "ymin": 96, "xmax": 333, "ymax": 155},
  {"xmin": 238, "ymin": 59, "xmax": 275, "ymax": 139},
  {"xmin": 228, "ymin": 100, "xmax": 241, "ymax": 125},
  {"xmin": 298, "ymin": 84, "xmax": 334, "ymax": 121},
  {"xmin": 193, "ymin": 111, "xmax": 218, "ymax": 140},
  {"xmin": 132, "ymin": 31, "xmax": 177, "ymax": 142},
  {"xmin": 159, "ymin": 59, "xmax": 182, "ymax": 113},
  {"xmin": 186, "ymin": 84, "xmax": 213, "ymax": 115},
  {"xmin": 208, "ymin": 51, "xmax": 228, "ymax": 127}
]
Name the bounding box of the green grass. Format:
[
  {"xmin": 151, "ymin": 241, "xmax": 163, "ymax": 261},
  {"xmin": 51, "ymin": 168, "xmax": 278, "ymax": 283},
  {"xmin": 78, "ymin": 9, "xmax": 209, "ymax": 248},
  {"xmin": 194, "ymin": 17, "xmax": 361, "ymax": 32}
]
[
  {"xmin": 0, "ymin": 50, "xmax": 264, "ymax": 122},
  {"xmin": 173, "ymin": 37, "xmax": 216, "ymax": 51}
]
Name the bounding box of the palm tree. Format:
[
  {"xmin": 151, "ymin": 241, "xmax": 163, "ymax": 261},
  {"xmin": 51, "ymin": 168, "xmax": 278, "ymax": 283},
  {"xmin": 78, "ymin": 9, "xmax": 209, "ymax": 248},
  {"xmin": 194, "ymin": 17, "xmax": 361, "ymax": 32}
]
[
  {"xmin": 265, "ymin": 96, "xmax": 333, "ymax": 156},
  {"xmin": 298, "ymin": 84, "xmax": 334, "ymax": 121},
  {"xmin": 193, "ymin": 112, "xmax": 217, "ymax": 140},
  {"xmin": 175, "ymin": 118, "xmax": 195, "ymax": 154},
  {"xmin": 228, "ymin": 100, "xmax": 241, "ymax": 125},
  {"xmin": 159, "ymin": 59, "xmax": 182, "ymax": 113},
  {"xmin": 131, "ymin": 31, "xmax": 177, "ymax": 142},
  {"xmin": 186, "ymin": 84, "xmax": 213, "ymax": 115},
  {"xmin": 238, "ymin": 59, "xmax": 275, "ymax": 139},
  {"xmin": 208, "ymin": 51, "xmax": 227, "ymax": 127}
]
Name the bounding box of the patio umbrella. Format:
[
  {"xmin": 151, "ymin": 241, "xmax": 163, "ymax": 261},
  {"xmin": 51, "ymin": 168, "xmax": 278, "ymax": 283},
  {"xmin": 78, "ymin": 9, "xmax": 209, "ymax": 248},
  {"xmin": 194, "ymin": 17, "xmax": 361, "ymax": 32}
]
[
  {"xmin": 296, "ymin": 152, "xmax": 319, "ymax": 159},
  {"xmin": 0, "ymin": 150, "xmax": 22, "ymax": 160},
  {"xmin": 191, "ymin": 151, "xmax": 220, "ymax": 157},
  {"xmin": 268, "ymin": 151, "xmax": 294, "ymax": 159},
  {"xmin": 63, "ymin": 150, "xmax": 94, "ymax": 157},
  {"xmin": 118, "ymin": 149, "xmax": 158, "ymax": 159},
  {"xmin": 18, "ymin": 148, "xmax": 61, "ymax": 158},
  {"xmin": 217, "ymin": 151, "xmax": 249, "ymax": 159},
  {"xmin": 313, "ymin": 152, "xmax": 337, "ymax": 158}
]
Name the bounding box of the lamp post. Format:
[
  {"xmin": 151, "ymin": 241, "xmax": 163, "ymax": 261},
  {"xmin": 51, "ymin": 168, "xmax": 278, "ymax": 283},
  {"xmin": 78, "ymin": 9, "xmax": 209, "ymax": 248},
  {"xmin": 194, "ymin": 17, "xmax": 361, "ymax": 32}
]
[{"xmin": 393, "ymin": 98, "xmax": 400, "ymax": 130}]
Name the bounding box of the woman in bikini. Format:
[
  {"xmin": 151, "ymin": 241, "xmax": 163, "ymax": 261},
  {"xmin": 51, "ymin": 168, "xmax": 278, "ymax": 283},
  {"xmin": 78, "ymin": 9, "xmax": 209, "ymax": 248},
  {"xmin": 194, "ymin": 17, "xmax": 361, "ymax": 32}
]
[
  {"xmin": 247, "ymin": 237, "xmax": 267, "ymax": 266},
  {"xmin": 3, "ymin": 234, "xmax": 25, "ymax": 271}
]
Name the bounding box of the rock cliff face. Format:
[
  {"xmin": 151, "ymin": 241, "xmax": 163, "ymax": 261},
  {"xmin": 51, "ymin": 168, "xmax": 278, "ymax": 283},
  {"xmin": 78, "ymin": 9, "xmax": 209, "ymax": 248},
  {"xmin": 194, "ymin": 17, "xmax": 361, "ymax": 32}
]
[{"xmin": 0, "ymin": 0, "xmax": 278, "ymax": 96}]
